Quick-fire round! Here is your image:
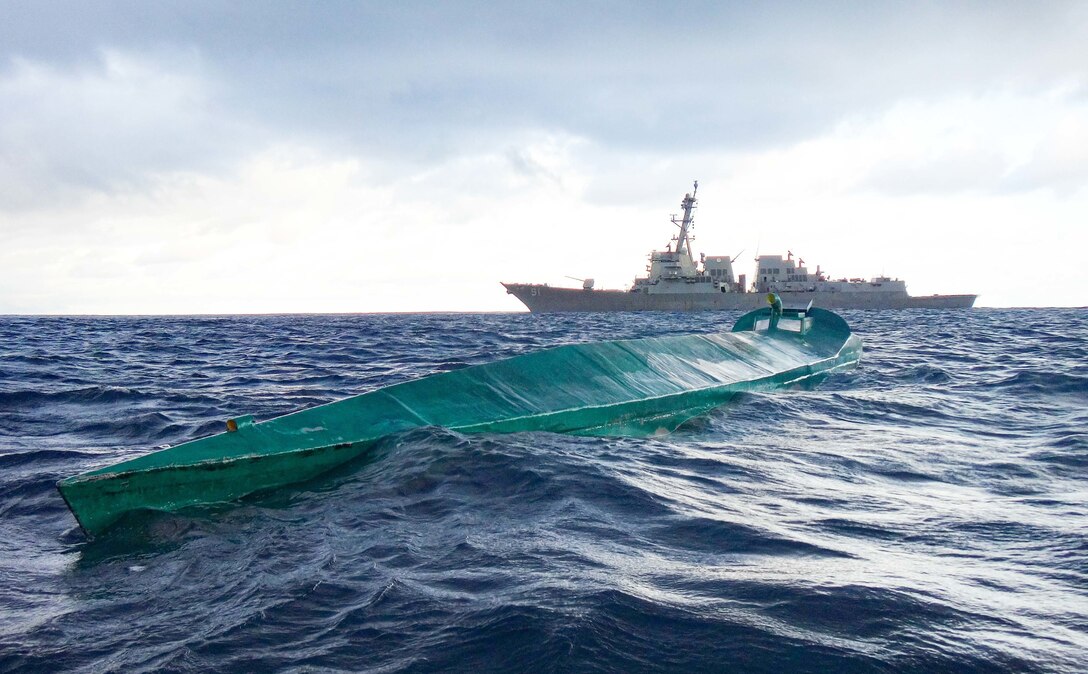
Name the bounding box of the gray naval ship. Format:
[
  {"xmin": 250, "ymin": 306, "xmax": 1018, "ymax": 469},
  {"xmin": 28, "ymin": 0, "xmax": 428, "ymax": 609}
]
[{"xmin": 503, "ymin": 182, "xmax": 977, "ymax": 312}]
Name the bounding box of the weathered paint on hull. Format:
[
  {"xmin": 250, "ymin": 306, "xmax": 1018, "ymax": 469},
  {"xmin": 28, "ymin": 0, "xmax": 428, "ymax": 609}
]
[
  {"xmin": 58, "ymin": 440, "xmax": 375, "ymax": 536},
  {"xmin": 502, "ymin": 283, "xmax": 977, "ymax": 312},
  {"xmin": 59, "ymin": 307, "xmax": 861, "ymax": 537}
]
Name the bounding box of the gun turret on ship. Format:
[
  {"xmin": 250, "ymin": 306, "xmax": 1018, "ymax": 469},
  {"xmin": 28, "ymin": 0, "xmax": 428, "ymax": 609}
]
[{"xmin": 502, "ymin": 183, "xmax": 977, "ymax": 312}]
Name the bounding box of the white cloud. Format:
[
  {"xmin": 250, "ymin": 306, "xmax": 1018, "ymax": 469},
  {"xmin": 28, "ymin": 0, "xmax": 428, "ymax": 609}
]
[
  {"xmin": 698, "ymin": 91, "xmax": 1088, "ymax": 307},
  {"xmin": 0, "ymin": 137, "xmax": 610, "ymax": 313},
  {"xmin": 0, "ymin": 49, "xmax": 259, "ymax": 212},
  {"xmin": 1, "ymin": 4, "xmax": 1087, "ymax": 311},
  {"xmin": 3, "ymin": 91, "xmax": 1087, "ymax": 314}
]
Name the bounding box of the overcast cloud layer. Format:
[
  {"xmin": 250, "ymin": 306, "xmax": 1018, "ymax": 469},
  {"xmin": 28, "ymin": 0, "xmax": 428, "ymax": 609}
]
[{"xmin": 1, "ymin": 1, "xmax": 1086, "ymax": 312}]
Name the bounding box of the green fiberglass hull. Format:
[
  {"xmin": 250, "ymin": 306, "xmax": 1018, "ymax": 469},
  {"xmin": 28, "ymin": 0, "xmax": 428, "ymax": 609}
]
[{"xmin": 58, "ymin": 307, "xmax": 861, "ymax": 536}]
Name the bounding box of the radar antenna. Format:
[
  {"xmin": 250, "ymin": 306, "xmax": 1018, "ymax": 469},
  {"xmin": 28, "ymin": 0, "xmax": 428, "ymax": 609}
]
[{"xmin": 670, "ymin": 180, "xmax": 698, "ymax": 263}]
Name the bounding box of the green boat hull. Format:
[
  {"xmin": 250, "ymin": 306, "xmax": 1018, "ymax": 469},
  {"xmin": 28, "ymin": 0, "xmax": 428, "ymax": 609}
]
[{"xmin": 58, "ymin": 306, "xmax": 861, "ymax": 536}]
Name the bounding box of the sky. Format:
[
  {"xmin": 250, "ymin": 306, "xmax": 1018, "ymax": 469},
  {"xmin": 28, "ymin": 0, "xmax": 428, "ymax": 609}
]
[{"xmin": 1, "ymin": 1, "xmax": 1085, "ymax": 313}]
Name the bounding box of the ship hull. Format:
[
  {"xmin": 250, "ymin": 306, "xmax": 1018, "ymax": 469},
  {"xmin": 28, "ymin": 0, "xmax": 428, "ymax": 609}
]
[
  {"xmin": 503, "ymin": 283, "xmax": 977, "ymax": 312},
  {"xmin": 59, "ymin": 306, "xmax": 861, "ymax": 537}
]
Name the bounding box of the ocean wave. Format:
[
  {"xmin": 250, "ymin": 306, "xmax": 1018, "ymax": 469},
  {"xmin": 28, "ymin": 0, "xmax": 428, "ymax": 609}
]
[
  {"xmin": 0, "ymin": 385, "xmax": 152, "ymax": 408},
  {"xmin": 986, "ymin": 371, "xmax": 1088, "ymax": 398},
  {"xmin": 1, "ymin": 309, "xmax": 1087, "ymax": 672}
]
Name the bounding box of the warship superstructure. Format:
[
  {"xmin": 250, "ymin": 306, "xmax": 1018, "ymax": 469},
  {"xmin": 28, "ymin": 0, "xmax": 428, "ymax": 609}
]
[{"xmin": 503, "ymin": 182, "xmax": 976, "ymax": 312}]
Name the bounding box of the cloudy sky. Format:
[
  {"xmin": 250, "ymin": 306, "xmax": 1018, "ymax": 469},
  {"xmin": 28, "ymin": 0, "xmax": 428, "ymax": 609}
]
[{"xmin": 1, "ymin": 1, "xmax": 1085, "ymax": 313}]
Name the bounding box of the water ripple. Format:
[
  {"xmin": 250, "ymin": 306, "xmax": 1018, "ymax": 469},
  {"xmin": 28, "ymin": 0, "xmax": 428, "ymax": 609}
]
[{"xmin": 1, "ymin": 309, "xmax": 1086, "ymax": 672}]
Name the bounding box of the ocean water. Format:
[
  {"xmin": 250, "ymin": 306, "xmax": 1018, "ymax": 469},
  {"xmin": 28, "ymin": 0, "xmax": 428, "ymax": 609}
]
[{"xmin": 0, "ymin": 309, "xmax": 1085, "ymax": 673}]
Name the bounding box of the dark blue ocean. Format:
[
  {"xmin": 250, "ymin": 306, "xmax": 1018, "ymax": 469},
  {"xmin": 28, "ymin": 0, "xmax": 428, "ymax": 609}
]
[{"xmin": 1, "ymin": 309, "xmax": 1086, "ymax": 673}]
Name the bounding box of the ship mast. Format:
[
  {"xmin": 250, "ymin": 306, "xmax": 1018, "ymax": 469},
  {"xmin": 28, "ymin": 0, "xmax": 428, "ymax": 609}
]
[{"xmin": 671, "ymin": 180, "xmax": 698, "ymax": 263}]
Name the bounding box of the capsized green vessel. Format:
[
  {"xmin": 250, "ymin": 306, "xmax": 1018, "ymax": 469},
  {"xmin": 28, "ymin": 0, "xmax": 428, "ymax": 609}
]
[{"xmin": 58, "ymin": 302, "xmax": 861, "ymax": 537}]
